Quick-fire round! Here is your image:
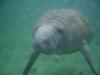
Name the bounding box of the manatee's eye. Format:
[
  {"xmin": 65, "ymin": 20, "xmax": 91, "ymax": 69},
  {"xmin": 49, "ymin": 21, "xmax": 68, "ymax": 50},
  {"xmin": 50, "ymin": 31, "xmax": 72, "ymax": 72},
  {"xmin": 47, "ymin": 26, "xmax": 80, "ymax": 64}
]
[{"xmin": 56, "ymin": 28, "xmax": 64, "ymax": 34}]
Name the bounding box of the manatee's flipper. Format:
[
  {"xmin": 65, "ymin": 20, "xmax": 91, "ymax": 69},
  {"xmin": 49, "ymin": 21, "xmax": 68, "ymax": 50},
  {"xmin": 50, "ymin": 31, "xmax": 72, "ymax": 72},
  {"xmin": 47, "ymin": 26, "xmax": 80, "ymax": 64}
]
[
  {"xmin": 23, "ymin": 50, "xmax": 40, "ymax": 75},
  {"xmin": 80, "ymin": 40, "xmax": 98, "ymax": 75}
]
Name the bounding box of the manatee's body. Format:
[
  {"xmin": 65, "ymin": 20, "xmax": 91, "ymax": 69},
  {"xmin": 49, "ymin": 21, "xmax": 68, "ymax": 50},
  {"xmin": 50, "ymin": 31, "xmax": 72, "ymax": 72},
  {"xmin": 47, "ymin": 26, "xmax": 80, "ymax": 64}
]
[
  {"xmin": 23, "ymin": 9, "xmax": 98, "ymax": 75},
  {"xmin": 33, "ymin": 9, "xmax": 93, "ymax": 54}
]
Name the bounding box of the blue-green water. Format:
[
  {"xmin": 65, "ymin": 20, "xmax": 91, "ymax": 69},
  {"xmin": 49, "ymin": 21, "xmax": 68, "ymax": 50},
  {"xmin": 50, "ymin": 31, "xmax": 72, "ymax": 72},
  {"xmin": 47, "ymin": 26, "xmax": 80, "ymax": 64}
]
[{"xmin": 0, "ymin": 0, "xmax": 100, "ymax": 75}]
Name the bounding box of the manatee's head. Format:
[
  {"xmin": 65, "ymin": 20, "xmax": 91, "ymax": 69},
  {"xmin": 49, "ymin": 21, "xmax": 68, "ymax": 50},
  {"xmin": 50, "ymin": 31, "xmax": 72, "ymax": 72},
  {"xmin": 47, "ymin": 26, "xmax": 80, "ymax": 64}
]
[
  {"xmin": 33, "ymin": 25, "xmax": 58, "ymax": 54},
  {"xmin": 33, "ymin": 24, "xmax": 71, "ymax": 54}
]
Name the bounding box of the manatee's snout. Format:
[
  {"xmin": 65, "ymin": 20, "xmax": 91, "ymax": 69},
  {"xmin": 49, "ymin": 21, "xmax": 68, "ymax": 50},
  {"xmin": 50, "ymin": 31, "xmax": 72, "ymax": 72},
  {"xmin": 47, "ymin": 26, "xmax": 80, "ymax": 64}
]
[{"xmin": 33, "ymin": 25, "xmax": 57, "ymax": 54}]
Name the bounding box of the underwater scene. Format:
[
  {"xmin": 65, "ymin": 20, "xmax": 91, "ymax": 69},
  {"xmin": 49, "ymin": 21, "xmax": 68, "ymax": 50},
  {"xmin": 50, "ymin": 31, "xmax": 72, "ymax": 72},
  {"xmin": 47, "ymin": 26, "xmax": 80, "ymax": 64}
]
[{"xmin": 0, "ymin": 0, "xmax": 100, "ymax": 75}]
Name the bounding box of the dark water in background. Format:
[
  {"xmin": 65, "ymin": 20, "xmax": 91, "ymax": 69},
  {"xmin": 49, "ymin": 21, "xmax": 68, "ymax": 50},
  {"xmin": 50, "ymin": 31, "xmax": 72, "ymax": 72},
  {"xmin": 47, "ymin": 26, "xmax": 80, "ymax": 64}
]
[{"xmin": 0, "ymin": 0, "xmax": 100, "ymax": 75}]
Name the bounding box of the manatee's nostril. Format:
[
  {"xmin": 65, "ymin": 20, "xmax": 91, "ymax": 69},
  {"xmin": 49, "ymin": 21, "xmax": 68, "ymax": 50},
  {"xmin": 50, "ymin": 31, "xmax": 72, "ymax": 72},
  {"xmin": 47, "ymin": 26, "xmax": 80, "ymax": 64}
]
[{"xmin": 42, "ymin": 39, "xmax": 49, "ymax": 44}]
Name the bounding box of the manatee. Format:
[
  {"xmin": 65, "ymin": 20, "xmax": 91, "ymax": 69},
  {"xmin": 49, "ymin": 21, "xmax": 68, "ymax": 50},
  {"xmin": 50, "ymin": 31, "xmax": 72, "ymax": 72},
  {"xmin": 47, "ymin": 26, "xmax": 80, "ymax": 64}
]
[{"xmin": 23, "ymin": 9, "xmax": 98, "ymax": 75}]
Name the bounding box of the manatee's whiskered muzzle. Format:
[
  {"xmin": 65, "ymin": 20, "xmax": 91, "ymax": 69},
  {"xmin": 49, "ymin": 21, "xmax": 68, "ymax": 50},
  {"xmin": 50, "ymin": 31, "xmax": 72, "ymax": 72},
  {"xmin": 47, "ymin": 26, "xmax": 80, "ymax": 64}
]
[{"xmin": 34, "ymin": 25, "xmax": 59, "ymax": 54}]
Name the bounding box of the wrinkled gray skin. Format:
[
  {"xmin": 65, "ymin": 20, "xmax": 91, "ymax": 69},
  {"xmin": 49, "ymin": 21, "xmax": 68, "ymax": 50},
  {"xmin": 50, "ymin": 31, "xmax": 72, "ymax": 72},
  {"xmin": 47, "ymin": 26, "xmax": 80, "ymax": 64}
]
[{"xmin": 23, "ymin": 9, "xmax": 98, "ymax": 75}]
